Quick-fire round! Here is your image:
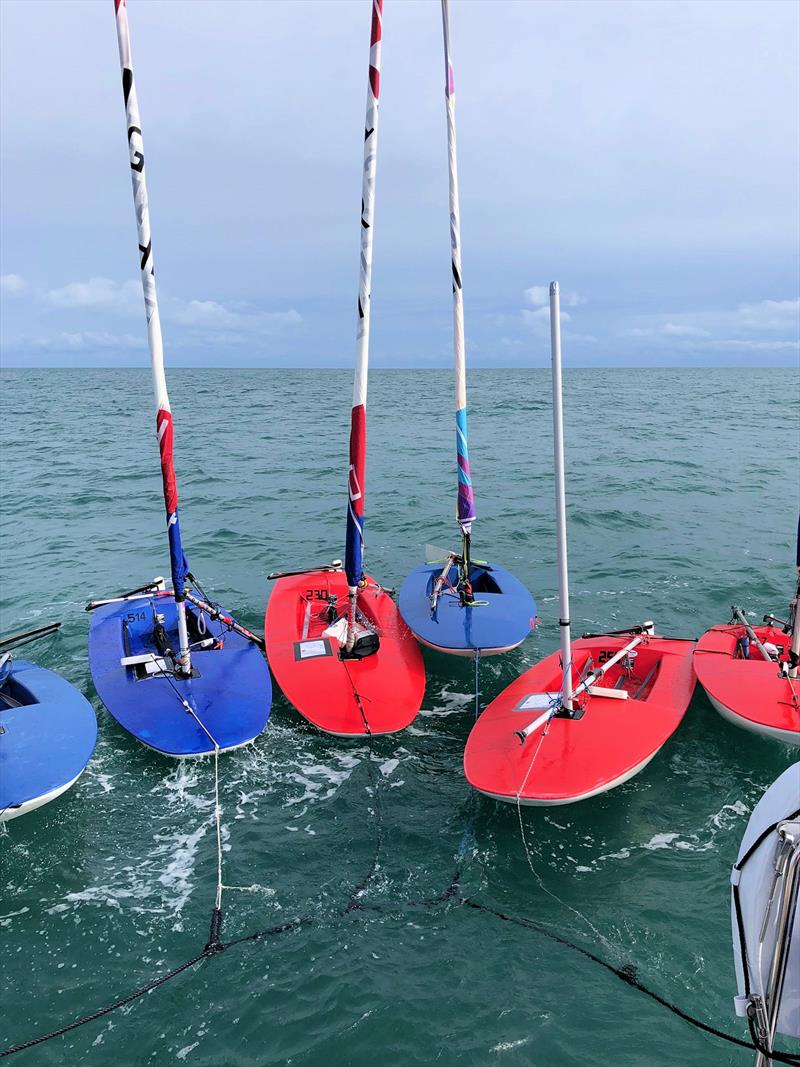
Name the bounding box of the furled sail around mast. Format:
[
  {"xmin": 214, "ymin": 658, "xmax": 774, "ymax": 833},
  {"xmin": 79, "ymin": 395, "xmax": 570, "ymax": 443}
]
[
  {"xmin": 441, "ymin": 0, "xmax": 476, "ymax": 535},
  {"xmin": 344, "ymin": 0, "xmax": 383, "ymax": 592},
  {"xmin": 112, "ymin": 0, "xmax": 190, "ymax": 662}
]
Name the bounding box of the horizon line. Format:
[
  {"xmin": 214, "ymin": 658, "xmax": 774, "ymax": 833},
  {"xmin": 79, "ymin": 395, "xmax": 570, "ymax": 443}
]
[{"xmin": 1, "ymin": 363, "xmax": 797, "ymax": 372}]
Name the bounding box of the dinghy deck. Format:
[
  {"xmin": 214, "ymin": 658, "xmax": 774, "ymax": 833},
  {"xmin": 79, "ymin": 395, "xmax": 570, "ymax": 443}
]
[
  {"xmin": 694, "ymin": 623, "xmax": 800, "ymax": 745},
  {"xmin": 89, "ymin": 594, "xmax": 271, "ymax": 756},
  {"xmin": 265, "ymin": 570, "xmax": 425, "ymax": 736},
  {"xmin": 0, "ymin": 660, "xmax": 97, "ymax": 821},
  {"xmin": 464, "ymin": 634, "xmax": 695, "ymax": 805},
  {"xmin": 399, "ymin": 560, "xmax": 536, "ymax": 656}
]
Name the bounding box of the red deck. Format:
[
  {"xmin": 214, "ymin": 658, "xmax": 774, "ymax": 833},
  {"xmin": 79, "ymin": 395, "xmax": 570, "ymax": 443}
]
[
  {"xmin": 265, "ymin": 570, "xmax": 425, "ymax": 736},
  {"xmin": 694, "ymin": 623, "xmax": 799, "ymax": 745},
  {"xmin": 464, "ymin": 634, "xmax": 695, "ymax": 805}
]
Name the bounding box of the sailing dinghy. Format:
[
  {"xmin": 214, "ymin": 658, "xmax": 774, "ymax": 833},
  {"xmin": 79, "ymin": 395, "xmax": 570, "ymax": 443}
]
[
  {"xmin": 264, "ymin": 0, "xmax": 425, "ymax": 737},
  {"xmin": 0, "ymin": 624, "xmax": 97, "ymax": 822},
  {"xmin": 464, "ymin": 285, "xmax": 695, "ymax": 805},
  {"xmin": 398, "ymin": 0, "xmax": 536, "ymax": 658},
  {"xmin": 730, "ymin": 762, "xmax": 799, "ymax": 1064},
  {"xmin": 694, "ymin": 522, "xmax": 800, "ymax": 746},
  {"xmin": 88, "ymin": 0, "xmax": 271, "ymax": 757}
]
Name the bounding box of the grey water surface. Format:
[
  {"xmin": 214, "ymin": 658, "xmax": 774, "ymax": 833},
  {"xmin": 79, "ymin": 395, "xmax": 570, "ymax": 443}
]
[{"xmin": 0, "ymin": 367, "xmax": 798, "ymax": 1066}]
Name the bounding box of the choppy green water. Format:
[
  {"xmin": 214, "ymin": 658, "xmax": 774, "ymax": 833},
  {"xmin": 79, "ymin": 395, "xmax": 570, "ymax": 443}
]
[{"xmin": 1, "ymin": 367, "xmax": 798, "ymax": 1066}]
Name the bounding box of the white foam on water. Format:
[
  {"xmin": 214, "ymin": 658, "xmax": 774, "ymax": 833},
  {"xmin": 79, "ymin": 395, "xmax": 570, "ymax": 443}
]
[
  {"xmin": 491, "ymin": 1038, "xmax": 531, "ymax": 1053},
  {"xmin": 53, "ymin": 884, "xmax": 140, "ymax": 913},
  {"xmin": 379, "ymin": 759, "xmax": 399, "ymax": 777},
  {"xmin": 709, "ymin": 799, "xmax": 748, "ymax": 828},
  {"xmin": 420, "ymin": 686, "xmax": 474, "ymax": 719},
  {"xmin": 643, "ymin": 832, "xmax": 680, "ymax": 850},
  {"xmin": 156, "ymin": 822, "xmax": 208, "ymax": 923},
  {"xmin": 176, "ymin": 1041, "xmax": 199, "ymax": 1060},
  {"xmin": 0, "ymin": 906, "xmax": 30, "ymax": 927},
  {"xmin": 154, "ymin": 763, "xmax": 210, "ymax": 813},
  {"xmin": 576, "ymin": 797, "xmax": 754, "ymax": 873},
  {"xmin": 285, "ymin": 756, "xmax": 362, "ymax": 807}
]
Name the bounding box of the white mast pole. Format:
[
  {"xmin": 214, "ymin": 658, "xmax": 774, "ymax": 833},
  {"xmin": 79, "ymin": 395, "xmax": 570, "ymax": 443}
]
[
  {"xmin": 440, "ymin": 0, "xmax": 476, "ymax": 552},
  {"xmin": 550, "ymin": 282, "xmax": 573, "ymax": 710},
  {"xmin": 112, "ymin": 0, "xmax": 191, "ymax": 674}
]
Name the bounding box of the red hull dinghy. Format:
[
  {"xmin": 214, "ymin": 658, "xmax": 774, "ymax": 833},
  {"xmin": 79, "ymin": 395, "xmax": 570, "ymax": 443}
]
[
  {"xmin": 464, "ymin": 627, "xmax": 695, "ymax": 805},
  {"xmin": 264, "ymin": 1, "xmax": 425, "ymax": 736},
  {"xmin": 694, "ymin": 537, "xmax": 800, "ymax": 746},
  {"xmin": 464, "ymin": 284, "xmax": 695, "ymax": 805}
]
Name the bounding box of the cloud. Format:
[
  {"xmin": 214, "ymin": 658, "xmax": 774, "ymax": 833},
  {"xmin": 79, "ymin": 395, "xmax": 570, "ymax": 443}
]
[
  {"xmin": 620, "ymin": 298, "xmax": 799, "ymax": 349},
  {"xmin": 12, "ymin": 273, "xmax": 305, "ymax": 347},
  {"xmin": 46, "ymin": 276, "xmax": 141, "ymax": 312},
  {"xmin": 1, "ymin": 273, "xmax": 28, "ymax": 295},
  {"xmin": 41, "ymin": 277, "xmax": 302, "ymax": 337},
  {"xmin": 564, "ymin": 331, "xmax": 599, "ymax": 344},
  {"xmin": 173, "ymin": 299, "xmax": 302, "ymax": 332},
  {"xmin": 525, "ymin": 285, "xmax": 585, "ymax": 308},
  {"xmin": 2, "ymin": 274, "xmax": 304, "ymax": 355},
  {"xmin": 522, "ymin": 305, "xmax": 571, "ymax": 325},
  {"xmin": 29, "ymin": 330, "xmax": 147, "ymax": 352},
  {"xmin": 703, "ymin": 338, "xmax": 799, "ymax": 351},
  {"xmin": 662, "ymin": 323, "xmax": 711, "ymax": 338},
  {"xmin": 173, "ymin": 299, "xmax": 243, "ymax": 328},
  {"xmin": 736, "ymin": 298, "xmax": 799, "ymax": 332}
]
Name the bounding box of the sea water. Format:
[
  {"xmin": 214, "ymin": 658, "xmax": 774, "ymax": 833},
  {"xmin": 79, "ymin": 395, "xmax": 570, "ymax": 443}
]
[{"xmin": 0, "ymin": 367, "xmax": 797, "ymax": 1066}]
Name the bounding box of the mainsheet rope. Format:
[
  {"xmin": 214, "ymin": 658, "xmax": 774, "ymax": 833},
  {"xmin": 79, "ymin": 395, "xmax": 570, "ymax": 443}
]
[{"xmin": 3, "ymin": 697, "xmax": 799, "ymax": 1064}]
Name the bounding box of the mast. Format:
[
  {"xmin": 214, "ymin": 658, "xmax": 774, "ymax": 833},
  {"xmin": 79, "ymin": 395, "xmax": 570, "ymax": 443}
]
[
  {"xmin": 345, "ymin": 0, "xmax": 383, "ymax": 650},
  {"xmin": 550, "ymin": 283, "xmax": 573, "ymax": 710},
  {"xmin": 440, "ymin": 0, "xmax": 476, "ymax": 585},
  {"xmin": 112, "ymin": 0, "xmax": 191, "ymax": 675}
]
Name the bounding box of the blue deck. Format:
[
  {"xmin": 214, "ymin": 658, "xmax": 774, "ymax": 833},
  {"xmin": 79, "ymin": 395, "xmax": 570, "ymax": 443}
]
[
  {"xmin": 0, "ymin": 659, "xmax": 97, "ymax": 818},
  {"xmin": 398, "ymin": 561, "xmax": 537, "ymax": 655},
  {"xmin": 88, "ymin": 594, "xmax": 271, "ymax": 756}
]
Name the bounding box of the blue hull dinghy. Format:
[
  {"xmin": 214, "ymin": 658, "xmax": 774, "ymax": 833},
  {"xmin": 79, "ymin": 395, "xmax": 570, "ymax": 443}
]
[
  {"xmin": 89, "ymin": 0, "xmax": 272, "ymax": 758},
  {"xmin": 398, "ymin": 1, "xmax": 537, "ymax": 657},
  {"xmin": 0, "ymin": 657, "xmax": 97, "ymax": 822},
  {"xmin": 89, "ymin": 592, "xmax": 271, "ymax": 757},
  {"xmin": 399, "ymin": 558, "xmax": 536, "ymax": 656}
]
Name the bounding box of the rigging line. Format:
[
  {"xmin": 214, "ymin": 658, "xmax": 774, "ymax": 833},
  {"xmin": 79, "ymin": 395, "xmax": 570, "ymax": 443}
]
[
  {"xmin": 341, "ymin": 656, "xmax": 372, "ymax": 738},
  {"xmin": 212, "ymin": 746, "xmax": 223, "ymax": 913},
  {"xmin": 147, "ymin": 660, "xmax": 225, "ymax": 915},
  {"xmin": 513, "ymin": 715, "xmax": 616, "ymax": 955},
  {"xmin": 345, "ymin": 733, "xmax": 386, "ymax": 913},
  {"xmin": 474, "ymin": 648, "xmax": 480, "ymax": 720}
]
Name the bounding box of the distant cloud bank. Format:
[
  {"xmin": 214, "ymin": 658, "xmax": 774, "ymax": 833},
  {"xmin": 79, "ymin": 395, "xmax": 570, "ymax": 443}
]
[{"xmin": 1, "ymin": 273, "xmax": 303, "ymax": 361}]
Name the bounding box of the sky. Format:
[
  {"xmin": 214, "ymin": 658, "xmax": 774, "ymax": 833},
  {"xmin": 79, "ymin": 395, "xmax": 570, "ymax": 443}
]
[{"xmin": 1, "ymin": 0, "xmax": 798, "ymax": 369}]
